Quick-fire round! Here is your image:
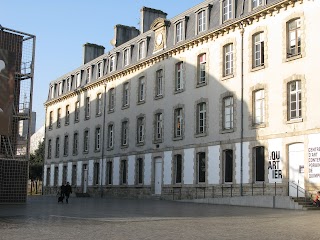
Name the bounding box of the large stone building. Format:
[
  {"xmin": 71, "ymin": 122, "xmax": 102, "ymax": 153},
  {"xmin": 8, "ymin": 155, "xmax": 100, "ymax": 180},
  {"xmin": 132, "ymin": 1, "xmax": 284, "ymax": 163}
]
[{"xmin": 43, "ymin": 0, "xmax": 320, "ymax": 200}]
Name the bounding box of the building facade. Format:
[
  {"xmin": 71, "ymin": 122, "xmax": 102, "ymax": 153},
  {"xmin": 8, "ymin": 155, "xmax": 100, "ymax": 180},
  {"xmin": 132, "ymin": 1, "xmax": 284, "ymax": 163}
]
[{"xmin": 43, "ymin": 0, "xmax": 320, "ymax": 200}]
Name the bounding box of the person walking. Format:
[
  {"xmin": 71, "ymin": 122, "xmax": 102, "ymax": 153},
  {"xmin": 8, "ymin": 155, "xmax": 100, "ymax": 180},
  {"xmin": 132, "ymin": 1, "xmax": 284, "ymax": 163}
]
[{"xmin": 65, "ymin": 182, "xmax": 72, "ymax": 204}]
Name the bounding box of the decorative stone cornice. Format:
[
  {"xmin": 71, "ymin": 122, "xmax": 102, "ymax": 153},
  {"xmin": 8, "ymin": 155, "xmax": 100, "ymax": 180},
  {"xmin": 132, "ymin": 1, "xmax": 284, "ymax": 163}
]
[{"xmin": 45, "ymin": 0, "xmax": 303, "ymax": 108}]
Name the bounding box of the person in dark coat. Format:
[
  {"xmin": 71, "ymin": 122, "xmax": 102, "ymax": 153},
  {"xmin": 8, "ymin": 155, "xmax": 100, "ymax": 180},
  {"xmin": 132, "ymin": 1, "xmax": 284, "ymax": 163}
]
[{"xmin": 64, "ymin": 182, "xmax": 72, "ymax": 204}]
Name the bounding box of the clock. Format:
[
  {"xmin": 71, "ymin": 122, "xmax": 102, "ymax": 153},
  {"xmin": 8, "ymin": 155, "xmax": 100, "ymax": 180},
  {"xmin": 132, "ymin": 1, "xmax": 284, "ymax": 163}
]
[{"xmin": 156, "ymin": 33, "xmax": 163, "ymax": 46}]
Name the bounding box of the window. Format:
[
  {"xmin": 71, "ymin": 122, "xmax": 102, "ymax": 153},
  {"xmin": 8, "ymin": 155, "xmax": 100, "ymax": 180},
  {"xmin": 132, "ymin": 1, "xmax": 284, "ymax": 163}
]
[
  {"xmin": 136, "ymin": 158, "xmax": 143, "ymax": 185},
  {"xmin": 96, "ymin": 93, "xmax": 102, "ymax": 116},
  {"xmin": 222, "ymin": 0, "xmax": 232, "ymax": 22},
  {"xmin": 73, "ymin": 132, "xmax": 78, "ymax": 155},
  {"xmin": 93, "ymin": 162, "xmax": 100, "ymax": 185},
  {"xmin": 223, "ymin": 96, "xmax": 234, "ymax": 130},
  {"xmin": 175, "ymin": 62, "xmax": 183, "ymax": 91},
  {"xmin": 253, "ymin": 90, "xmax": 265, "ymax": 125},
  {"xmin": 66, "ymin": 78, "xmax": 71, "ymax": 91},
  {"xmin": 76, "ymin": 72, "xmax": 81, "ymax": 88},
  {"xmin": 138, "ymin": 41, "xmax": 146, "ymax": 60},
  {"xmin": 155, "ymin": 113, "xmax": 163, "ymax": 141},
  {"xmin": 63, "ymin": 135, "xmax": 69, "ymax": 156},
  {"xmin": 123, "ymin": 82, "xmax": 129, "ymax": 107},
  {"xmin": 72, "ymin": 165, "xmax": 77, "ymax": 186},
  {"xmin": 174, "ymin": 154, "xmax": 182, "ymax": 184},
  {"xmin": 107, "ymin": 124, "xmax": 114, "ymax": 149},
  {"xmin": 65, "ymin": 105, "xmax": 70, "ymax": 125},
  {"xmin": 223, "ymin": 44, "xmax": 233, "ymax": 77},
  {"xmin": 197, "ymin": 102, "xmax": 207, "ymax": 134},
  {"xmin": 198, "ymin": 54, "xmax": 206, "ymax": 85},
  {"xmin": 224, "ymin": 150, "xmax": 233, "ymax": 183},
  {"xmin": 54, "ymin": 167, "xmax": 58, "ymax": 186},
  {"xmin": 109, "ymin": 88, "xmax": 115, "ymax": 111},
  {"xmin": 123, "ymin": 48, "xmax": 130, "ymax": 66},
  {"xmin": 46, "ymin": 168, "xmax": 51, "ymax": 186},
  {"xmin": 198, "ymin": 10, "xmax": 206, "ymax": 33},
  {"xmin": 174, "ymin": 108, "xmax": 183, "ymax": 138},
  {"xmin": 288, "ymin": 80, "xmax": 301, "ymax": 120},
  {"xmin": 287, "ymin": 18, "xmax": 301, "ymax": 58},
  {"xmin": 254, "ymin": 146, "xmax": 265, "ymax": 182},
  {"xmin": 121, "ymin": 121, "xmax": 128, "ymax": 146},
  {"xmin": 197, "ymin": 152, "xmax": 206, "ymax": 183},
  {"xmin": 83, "ymin": 130, "xmax": 89, "ymax": 153},
  {"xmin": 62, "ymin": 166, "xmax": 67, "ymax": 184},
  {"xmin": 85, "ymin": 68, "xmax": 90, "ymax": 84},
  {"xmin": 97, "ymin": 62, "xmax": 102, "ymax": 79},
  {"xmin": 253, "ymin": 32, "xmax": 264, "ymax": 68},
  {"xmin": 106, "ymin": 161, "xmax": 113, "ymax": 185},
  {"xmin": 137, "ymin": 117, "xmax": 145, "ymax": 144},
  {"xmin": 109, "ymin": 55, "xmax": 115, "ymax": 72},
  {"xmin": 95, "ymin": 127, "xmax": 101, "ymax": 151},
  {"xmin": 176, "ymin": 21, "xmax": 183, "ymax": 43},
  {"xmin": 75, "ymin": 101, "xmax": 80, "ymax": 122},
  {"xmin": 49, "ymin": 111, "xmax": 53, "ymax": 129},
  {"xmin": 252, "ymin": 0, "xmax": 263, "ymax": 9},
  {"xmin": 55, "ymin": 137, "xmax": 60, "ymax": 158},
  {"xmin": 138, "ymin": 77, "xmax": 145, "ymax": 102},
  {"xmin": 85, "ymin": 97, "xmax": 90, "ymax": 119},
  {"xmin": 155, "ymin": 69, "xmax": 163, "ymax": 97},
  {"xmin": 120, "ymin": 160, "xmax": 127, "ymax": 185},
  {"xmin": 56, "ymin": 108, "xmax": 61, "ymax": 128},
  {"xmin": 47, "ymin": 139, "xmax": 52, "ymax": 159}
]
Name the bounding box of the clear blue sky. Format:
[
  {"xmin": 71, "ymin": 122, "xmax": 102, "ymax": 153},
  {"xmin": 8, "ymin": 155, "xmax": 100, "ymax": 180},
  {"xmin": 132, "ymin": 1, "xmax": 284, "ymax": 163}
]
[{"xmin": 1, "ymin": 0, "xmax": 204, "ymax": 131}]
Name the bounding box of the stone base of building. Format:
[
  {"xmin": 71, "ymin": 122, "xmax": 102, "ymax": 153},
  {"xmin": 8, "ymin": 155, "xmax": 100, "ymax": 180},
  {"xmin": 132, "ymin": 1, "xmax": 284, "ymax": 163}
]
[{"xmin": 0, "ymin": 158, "xmax": 28, "ymax": 203}]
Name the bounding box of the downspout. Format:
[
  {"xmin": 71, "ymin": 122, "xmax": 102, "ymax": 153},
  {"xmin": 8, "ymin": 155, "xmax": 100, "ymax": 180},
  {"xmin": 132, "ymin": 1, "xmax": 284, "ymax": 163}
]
[
  {"xmin": 240, "ymin": 0, "xmax": 245, "ymax": 196},
  {"xmin": 100, "ymin": 82, "xmax": 107, "ymax": 198},
  {"xmin": 42, "ymin": 107, "xmax": 47, "ymax": 195}
]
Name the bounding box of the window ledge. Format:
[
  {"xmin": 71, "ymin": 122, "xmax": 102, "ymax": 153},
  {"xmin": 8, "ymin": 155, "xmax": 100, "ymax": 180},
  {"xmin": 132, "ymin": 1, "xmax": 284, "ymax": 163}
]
[
  {"xmin": 136, "ymin": 142, "xmax": 145, "ymax": 147},
  {"xmin": 173, "ymin": 136, "xmax": 183, "ymax": 141},
  {"xmin": 220, "ymin": 129, "xmax": 234, "ymax": 134},
  {"xmin": 137, "ymin": 100, "xmax": 145, "ymax": 105},
  {"xmin": 96, "ymin": 113, "xmax": 102, "ymax": 118},
  {"xmin": 222, "ymin": 74, "xmax": 234, "ymax": 81},
  {"xmin": 121, "ymin": 105, "xmax": 129, "ymax": 110},
  {"xmin": 64, "ymin": 122, "xmax": 69, "ymax": 126},
  {"xmin": 174, "ymin": 89, "xmax": 184, "ymax": 94},
  {"xmin": 74, "ymin": 120, "xmax": 79, "ymax": 123},
  {"xmin": 252, "ymin": 123, "xmax": 266, "ymax": 129},
  {"xmin": 251, "ymin": 65, "xmax": 265, "ymax": 72},
  {"xmin": 72, "ymin": 153, "xmax": 78, "ymax": 156},
  {"xmin": 94, "ymin": 149, "xmax": 101, "ymax": 153},
  {"xmin": 195, "ymin": 132, "xmax": 207, "ymax": 138},
  {"xmin": 107, "ymin": 147, "xmax": 114, "ymax": 151},
  {"xmin": 135, "ymin": 184, "xmax": 144, "ymax": 188},
  {"xmin": 173, "ymin": 184, "xmax": 182, "ymax": 187},
  {"xmin": 287, "ymin": 118, "xmax": 303, "ymax": 124},
  {"xmin": 48, "ymin": 127, "xmax": 53, "ymax": 131},
  {"xmin": 153, "ymin": 139, "xmax": 163, "ymax": 144},
  {"xmin": 154, "ymin": 95, "xmax": 164, "ymax": 100},
  {"xmin": 286, "ymin": 54, "xmax": 302, "ymax": 62},
  {"xmin": 83, "ymin": 151, "xmax": 89, "ymax": 154},
  {"xmin": 63, "ymin": 154, "xmax": 68, "ymax": 157},
  {"xmin": 84, "ymin": 117, "xmax": 90, "ymax": 121},
  {"xmin": 121, "ymin": 145, "xmax": 129, "ymax": 149},
  {"xmin": 196, "ymin": 82, "xmax": 207, "ymax": 88},
  {"xmin": 108, "ymin": 109, "xmax": 114, "ymax": 114}
]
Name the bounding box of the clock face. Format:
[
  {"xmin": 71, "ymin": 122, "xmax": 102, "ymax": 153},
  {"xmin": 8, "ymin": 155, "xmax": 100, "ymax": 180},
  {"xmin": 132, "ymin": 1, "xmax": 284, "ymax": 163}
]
[{"xmin": 156, "ymin": 33, "xmax": 163, "ymax": 46}]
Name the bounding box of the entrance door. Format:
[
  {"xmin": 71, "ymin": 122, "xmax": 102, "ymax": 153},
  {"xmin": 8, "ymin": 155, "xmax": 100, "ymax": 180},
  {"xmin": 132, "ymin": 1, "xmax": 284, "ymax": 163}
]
[
  {"xmin": 289, "ymin": 143, "xmax": 305, "ymax": 197},
  {"xmin": 83, "ymin": 164, "xmax": 88, "ymax": 193},
  {"xmin": 154, "ymin": 158, "xmax": 162, "ymax": 195}
]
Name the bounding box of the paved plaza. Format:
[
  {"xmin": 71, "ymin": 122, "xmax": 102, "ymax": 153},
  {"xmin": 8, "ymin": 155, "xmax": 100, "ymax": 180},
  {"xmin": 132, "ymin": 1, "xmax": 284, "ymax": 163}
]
[{"xmin": 0, "ymin": 196, "xmax": 318, "ymax": 240}]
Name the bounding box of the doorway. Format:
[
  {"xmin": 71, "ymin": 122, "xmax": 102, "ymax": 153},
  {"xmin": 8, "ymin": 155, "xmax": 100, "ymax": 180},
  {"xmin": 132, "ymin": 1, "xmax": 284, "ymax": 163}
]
[
  {"xmin": 154, "ymin": 157, "xmax": 162, "ymax": 195},
  {"xmin": 82, "ymin": 164, "xmax": 88, "ymax": 193},
  {"xmin": 288, "ymin": 143, "xmax": 305, "ymax": 197}
]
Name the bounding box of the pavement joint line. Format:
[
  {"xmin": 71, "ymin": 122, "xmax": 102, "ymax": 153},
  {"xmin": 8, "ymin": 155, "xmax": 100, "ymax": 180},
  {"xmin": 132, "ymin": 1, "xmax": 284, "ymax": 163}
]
[{"xmin": 49, "ymin": 215, "xmax": 195, "ymax": 222}]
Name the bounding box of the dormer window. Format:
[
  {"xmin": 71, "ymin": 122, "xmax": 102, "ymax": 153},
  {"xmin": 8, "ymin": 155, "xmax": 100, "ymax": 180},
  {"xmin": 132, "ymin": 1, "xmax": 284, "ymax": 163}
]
[
  {"xmin": 97, "ymin": 62, "xmax": 102, "ymax": 79},
  {"xmin": 138, "ymin": 40, "xmax": 146, "ymax": 60},
  {"xmin": 109, "ymin": 55, "xmax": 116, "ymax": 72},
  {"xmin": 76, "ymin": 72, "xmax": 81, "ymax": 88},
  {"xmin": 176, "ymin": 22, "xmax": 183, "ymax": 42},
  {"xmin": 85, "ymin": 68, "xmax": 90, "ymax": 84},
  {"xmin": 221, "ymin": 0, "xmax": 234, "ymax": 23},
  {"xmin": 174, "ymin": 17, "xmax": 188, "ymax": 44},
  {"xmin": 195, "ymin": 5, "xmax": 210, "ymax": 35},
  {"xmin": 66, "ymin": 77, "xmax": 71, "ymax": 91},
  {"xmin": 123, "ymin": 48, "xmax": 130, "ymax": 67}
]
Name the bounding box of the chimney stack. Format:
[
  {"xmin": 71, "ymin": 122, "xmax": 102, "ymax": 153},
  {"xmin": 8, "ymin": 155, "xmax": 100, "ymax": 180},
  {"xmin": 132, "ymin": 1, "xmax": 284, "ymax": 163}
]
[
  {"xmin": 83, "ymin": 43, "xmax": 105, "ymax": 64},
  {"xmin": 140, "ymin": 7, "xmax": 167, "ymax": 33},
  {"xmin": 110, "ymin": 25, "xmax": 140, "ymax": 47}
]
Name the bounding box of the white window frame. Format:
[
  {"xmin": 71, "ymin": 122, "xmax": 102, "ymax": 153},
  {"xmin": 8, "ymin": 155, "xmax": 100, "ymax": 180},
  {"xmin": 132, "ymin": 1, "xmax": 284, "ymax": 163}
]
[
  {"xmin": 224, "ymin": 44, "xmax": 233, "ymax": 77},
  {"xmin": 175, "ymin": 62, "xmax": 184, "ymax": 91},
  {"xmin": 222, "ymin": 0, "xmax": 232, "ymax": 22},
  {"xmin": 73, "ymin": 132, "xmax": 78, "ymax": 155},
  {"xmin": 65, "ymin": 105, "xmax": 70, "ymax": 125},
  {"xmin": 155, "ymin": 113, "xmax": 163, "ymax": 141},
  {"xmin": 138, "ymin": 77, "xmax": 145, "ymax": 102},
  {"xmin": 57, "ymin": 108, "xmax": 61, "ymax": 128},
  {"xmin": 138, "ymin": 40, "xmax": 146, "ymax": 60},
  {"xmin": 97, "ymin": 62, "xmax": 102, "ymax": 79},
  {"xmin": 252, "ymin": 0, "xmax": 263, "ymax": 9},
  {"xmin": 109, "ymin": 88, "xmax": 115, "ymax": 111},
  {"xmin": 198, "ymin": 54, "xmax": 206, "ymax": 85},
  {"xmin": 85, "ymin": 97, "xmax": 90, "ymax": 119},
  {"xmin": 197, "ymin": 102, "xmax": 206, "ymax": 134},
  {"xmin": 198, "ymin": 10, "xmax": 206, "ymax": 33},
  {"xmin": 223, "ymin": 96, "xmax": 234, "ymax": 130},
  {"xmin": 174, "ymin": 108, "xmax": 183, "ymax": 138},
  {"xmin": 253, "ymin": 32, "xmax": 264, "ymax": 68},
  {"xmin": 109, "ymin": 55, "xmax": 116, "ymax": 72},
  {"xmin": 288, "ymin": 80, "xmax": 301, "ymax": 120},
  {"xmin": 63, "ymin": 135, "xmax": 69, "ymax": 156},
  {"xmin": 75, "ymin": 101, "xmax": 80, "ymax": 122},
  {"xmin": 287, "ymin": 18, "xmax": 301, "ymax": 58},
  {"xmin": 108, "ymin": 124, "xmax": 114, "ymax": 149},
  {"xmin": 123, "ymin": 82, "xmax": 129, "ymax": 107},
  {"xmin": 254, "ymin": 90, "xmax": 265, "ymax": 125},
  {"xmin": 155, "ymin": 69, "xmax": 163, "ymax": 97},
  {"xmin": 55, "ymin": 137, "xmax": 60, "ymax": 158},
  {"xmin": 123, "ymin": 48, "xmax": 130, "ymax": 67},
  {"xmin": 95, "ymin": 127, "xmax": 101, "ymax": 151},
  {"xmin": 83, "ymin": 130, "xmax": 89, "ymax": 153},
  {"xmin": 121, "ymin": 121, "xmax": 128, "ymax": 146},
  {"xmin": 137, "ymin": 117, "xmax": 145, "ymax": 144},
  {"xmin": 76, "ymin": 72, "xmax": 81, "ymax": 88},
  {"xmin": 176, "ymin": 21, "xmax": 183, "ymax": 43},
  {"xmin": 96, "ymin": 93, "xmax": 102, "ymax": 116}
]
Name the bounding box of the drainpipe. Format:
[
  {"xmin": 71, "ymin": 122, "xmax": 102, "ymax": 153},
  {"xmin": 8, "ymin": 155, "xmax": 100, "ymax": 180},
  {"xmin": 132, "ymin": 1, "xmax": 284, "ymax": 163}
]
[
  {"xmin": 100, "ymin": 82, "xmax": 107, "ymax": 198},
  {"xmin": 240, "ymin": 22, "xmax": 244, "ymax": 196}
]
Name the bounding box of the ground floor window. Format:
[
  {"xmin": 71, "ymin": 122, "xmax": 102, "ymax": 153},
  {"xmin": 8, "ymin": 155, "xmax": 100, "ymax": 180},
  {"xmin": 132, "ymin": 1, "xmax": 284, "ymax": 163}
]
[
  {"xmin": 255, "ymin": 146, "xmax": 265, "ymax": 182},
  {"xmin": 106, "ymin": 161, "xmax": 113, "ymax": 185},
  {"xmin": 224, "ymin": 150, "xmax": 233, "ymax": 183},
  {"xmin": 72, "ymin": 164, "xmax": 77, "ymax": 186},
  {"xmin": 197, "ymin": 152, "xmax": 206, "ymax": 183},
  {"xmin": 174, "ymin": 154, "xmax": 182, "ymax": 184},
  {"xmin": 94, "ymin": 162, "xmax": 100, "ymax": 185}
]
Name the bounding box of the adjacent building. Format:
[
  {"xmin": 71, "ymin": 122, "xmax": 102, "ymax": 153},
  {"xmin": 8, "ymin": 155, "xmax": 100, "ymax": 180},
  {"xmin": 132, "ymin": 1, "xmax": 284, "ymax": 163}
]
[{"xmin": 43, "ymin": 0, "xmax": 320, "ymax": 200}]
